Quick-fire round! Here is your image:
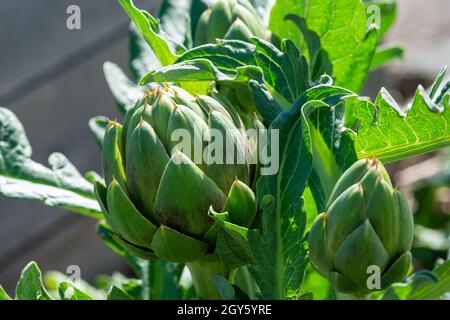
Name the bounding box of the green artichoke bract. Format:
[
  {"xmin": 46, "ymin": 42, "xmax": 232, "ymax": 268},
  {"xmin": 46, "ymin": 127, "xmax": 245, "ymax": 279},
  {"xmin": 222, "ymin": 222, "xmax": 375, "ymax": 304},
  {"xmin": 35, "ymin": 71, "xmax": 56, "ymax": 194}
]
[
  {"xmin": 309, "ymin": 158, "xmax": 414, "ymax": 295},
  {"xmin": 95, "ymin": 84, "xmax": 258, "ymax": 265},
  {"xmin": 195, "ymin": 0, "xmax": 270, "ymax": 46}
]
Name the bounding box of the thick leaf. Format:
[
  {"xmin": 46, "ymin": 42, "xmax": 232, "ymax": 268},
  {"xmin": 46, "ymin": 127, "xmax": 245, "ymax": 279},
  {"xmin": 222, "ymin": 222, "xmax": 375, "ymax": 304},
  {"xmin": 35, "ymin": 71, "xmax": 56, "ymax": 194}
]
[
  {"xmin": 103, "ymin": 62, "xmax": 147, "ymax": 114},
  {"xmin": 15, "ymin": 262, "xmax": 53, "ymax": 300},
  {"xmin": 58, "ymin": 282, "xmax": 94, "ymax": 300},
  {"xmin": 119, "ymin": 0, "xmax": 184, "ymax": 66},
  {"xmin": 249, "ymin": 98, "xmax": 313, "ymax": 300},
  {"xmin": 107, "ymin": 286, "xmax": 134, "ymax": 300},
  {"xmin": 0, "ymin": 107, "xmax": 101, "ymax": 218},
  {"xmin": 351, "ymin": 69, "xmax": 450, "ymax": 163},
  {"xmin": 379, "ymin": 260, "xmax": 450, "ymax": 300}
]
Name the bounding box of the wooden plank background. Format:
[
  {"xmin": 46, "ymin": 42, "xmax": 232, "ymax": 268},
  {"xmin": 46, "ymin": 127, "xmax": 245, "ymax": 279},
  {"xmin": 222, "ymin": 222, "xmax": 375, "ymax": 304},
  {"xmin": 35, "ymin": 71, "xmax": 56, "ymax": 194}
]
[{"xmin": 0, "ymin": 0, "xmax": 159, "ymax": 294}]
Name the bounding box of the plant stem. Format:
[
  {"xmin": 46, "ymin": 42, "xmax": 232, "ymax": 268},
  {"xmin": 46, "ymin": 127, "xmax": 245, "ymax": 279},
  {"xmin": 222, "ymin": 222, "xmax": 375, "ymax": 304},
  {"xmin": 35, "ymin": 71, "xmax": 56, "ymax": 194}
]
[{"xmin": 186, "ymin": 254, "xmax": 228, "ymax": 300}]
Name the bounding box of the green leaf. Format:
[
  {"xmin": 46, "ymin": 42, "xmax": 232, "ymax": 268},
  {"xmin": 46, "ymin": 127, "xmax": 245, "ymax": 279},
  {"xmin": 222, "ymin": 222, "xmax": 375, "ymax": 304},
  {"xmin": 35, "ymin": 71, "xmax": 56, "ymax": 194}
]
[
  {"xmin": 150, "ymin": 38, "xmax": 311, "ymax": 105},
  {"xmin": 58, "ymin": 282, "xmax": 94, "ymax": 300},
  {"xmin": 269, "ymin": 0, "xmax": 304, "ymax": 46},
  {"xmin": 352, "ymin": 69, "xmax": 450, "ymax": 163},
  {"xmin": 370, "ymin": 43, "xmax": 404, "ymax": 71},
  {"xmin": 0, "ymin": 285, "xmax": 11, "ymax": 300},
  {"xmin": 119, "ymin": 0, "xmax": 184, "ymax": 66},
  {"xmin": 103, "ymin": 61, "xmax": 147, "ymax": 114},
  {"xmin": 211, "ymin": 275, "xmax": 235, "ymax": 300},
  {"xmin": 89, "ymin": 116, "xmax": 109, "ymax": 147},
  {"xmin": 129, "ymin": 22, "xmax": 161, "ymax": 81},
  {"xmin": 379, "ymin": 260, "xmax": 450, "ymax": 300},
  {"xmin": 15, "ymin": 262, "xmax": 53, "ymax": 300},
  {"xmin": 304, "ymin": 0, "xmax": 379, "ymax": 93},
  {"xmin": 158, "ymin": 0, "xmax": 192, "ymax": 47},
  {"xmin": 249, "ymin": 98, "xmax": 313, "ymax": 300},
  {"xmin": 0, "ymin": 107, "xmax": 101, "ymax": 218},
  {"xmin": 107, "ymin": 286, "xmax": 134, "ymax": 300}
]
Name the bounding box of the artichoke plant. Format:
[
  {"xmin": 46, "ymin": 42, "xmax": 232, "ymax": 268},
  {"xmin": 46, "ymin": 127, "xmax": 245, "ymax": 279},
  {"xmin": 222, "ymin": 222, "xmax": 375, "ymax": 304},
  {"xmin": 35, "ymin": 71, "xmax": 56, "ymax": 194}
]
[
  {"xmin": 94, "ymin": 84, "xmax": 259, "ymax": 298},
  {"xmin": 309, "ymin": 158, "xmax": 414, "ymax": 295},
  {"xmin": 194, "ymin": 0, "xmax": 270, "ymax": 46}
]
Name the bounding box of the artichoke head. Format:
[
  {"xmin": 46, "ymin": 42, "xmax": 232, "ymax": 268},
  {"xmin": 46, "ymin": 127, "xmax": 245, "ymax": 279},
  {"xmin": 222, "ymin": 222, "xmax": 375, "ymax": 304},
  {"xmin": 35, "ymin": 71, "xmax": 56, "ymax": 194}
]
[
  {"xmin": 309, "ymin": 158, "xmax": 414, "ymax": 295},
  {"xmin": 96, "ymin": 84, "xmax": 258, "ymax": 264},
  {"xmin": 195, "ymin": 0, "xmax": 270, "ymax": 46}
]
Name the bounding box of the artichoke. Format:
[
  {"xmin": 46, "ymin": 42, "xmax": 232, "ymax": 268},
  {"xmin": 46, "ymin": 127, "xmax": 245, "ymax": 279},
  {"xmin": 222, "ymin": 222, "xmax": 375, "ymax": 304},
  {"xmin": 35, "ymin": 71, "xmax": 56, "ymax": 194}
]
[
  {"xmin": 195, "ymin": 0, "xmax": 270, "ymax": 46},
  {"xmin": 95, "ymin": 84, "xmax": 258, "ymax": 265},
  {"xmin": 309, "ymin": 158, "xmax": 414, "ymax": 295}
]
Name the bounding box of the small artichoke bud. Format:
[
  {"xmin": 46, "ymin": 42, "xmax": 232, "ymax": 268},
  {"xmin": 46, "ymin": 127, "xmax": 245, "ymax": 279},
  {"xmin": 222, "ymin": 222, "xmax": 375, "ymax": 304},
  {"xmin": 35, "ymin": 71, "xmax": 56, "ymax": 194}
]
[
  {"xmin": 309, "ymin": 158, "xmax": 414, "ymax": 295},
  {"xmin": 195, "ymin": 0, "xmax": 270, "ymax": 45}
]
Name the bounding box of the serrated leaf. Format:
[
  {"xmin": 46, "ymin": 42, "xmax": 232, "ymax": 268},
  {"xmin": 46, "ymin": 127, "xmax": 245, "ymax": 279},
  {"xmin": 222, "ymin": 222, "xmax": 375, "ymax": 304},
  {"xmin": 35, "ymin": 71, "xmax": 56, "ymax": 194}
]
[
  {"xmin": 15, "ymin": 262, "xmax": 53, "ymax": 300},
  {"xmin": 0, "ymin": 107, "xmax": 101, "ymax": 218},
  {"xmin": 364, "ymin": 0, "xmax": 397, "ymax": 37},
  {"xmin": 119, "ymin": 0, "xmax": 184, "ymax": 66},
  {"xmin": 352, "ymin": 69, "xmax": 450, "ymax": 163},
  {"xmin": 249, "ymin": 97, "xmax": 313, "ymax": 300},
  {"xmin": 58, "ymin": 282, "xmax": 94, "ymax": 300}
]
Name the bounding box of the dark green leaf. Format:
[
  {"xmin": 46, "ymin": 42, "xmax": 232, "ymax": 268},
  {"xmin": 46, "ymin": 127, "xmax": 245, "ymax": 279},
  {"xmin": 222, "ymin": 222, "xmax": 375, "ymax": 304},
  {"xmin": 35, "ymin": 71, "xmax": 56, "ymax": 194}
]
[
  {"xmin": 211, "ymin": 275, "xmax": 235, "ymax": 300},
  {"xmin": 249, "ymin": 98, "xmax": 313, "ymax": 300}
]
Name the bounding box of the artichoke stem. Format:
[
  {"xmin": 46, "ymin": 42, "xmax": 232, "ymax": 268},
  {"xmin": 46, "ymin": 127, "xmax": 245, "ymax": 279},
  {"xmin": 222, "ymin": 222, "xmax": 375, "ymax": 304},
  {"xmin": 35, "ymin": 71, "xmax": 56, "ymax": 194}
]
[{"xmin": 186, "ymin": 255, "xmax": 229, "ymax": 300}]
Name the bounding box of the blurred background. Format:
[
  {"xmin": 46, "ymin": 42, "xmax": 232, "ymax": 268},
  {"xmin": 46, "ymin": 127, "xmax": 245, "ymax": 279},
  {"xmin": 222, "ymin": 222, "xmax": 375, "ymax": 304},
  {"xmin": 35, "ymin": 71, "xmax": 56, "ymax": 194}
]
[{"xmin": 0, "ymin": 0, "xmax": 449, "ymax": 294}]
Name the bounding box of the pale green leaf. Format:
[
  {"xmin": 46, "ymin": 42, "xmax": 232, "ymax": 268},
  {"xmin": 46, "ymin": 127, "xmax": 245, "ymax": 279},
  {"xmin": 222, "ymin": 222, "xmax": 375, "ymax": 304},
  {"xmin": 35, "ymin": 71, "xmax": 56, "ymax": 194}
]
[
  {"xmin": 0, "ymin": 107, "xmax": 101, "ymax": 218},
  {"xmin": 15, "ymin": 262, "xmax": 53, "ymax": 300}
]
